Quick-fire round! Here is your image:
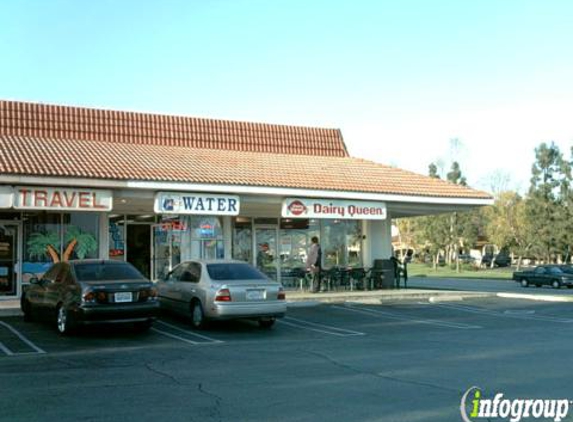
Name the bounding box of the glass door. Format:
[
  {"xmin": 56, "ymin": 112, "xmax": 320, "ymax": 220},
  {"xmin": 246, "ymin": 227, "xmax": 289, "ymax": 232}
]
[
  {"xmin": 0, "ymin": 222, "xmax": 21, "ymax": 297},
  {"xmin": 126, "ymin": 224, "xmax": 151, "ymax": 279},
  {"xmin": 151, "ymin": 223, "xmax": 182, "ymax": 281},
  {"xmin": 254, "ymin": 226, "xmax": 279, "ymax": 281},
  {"xmin": 152, "ymin": 223, "xmax": 172, "ymax": 282}
]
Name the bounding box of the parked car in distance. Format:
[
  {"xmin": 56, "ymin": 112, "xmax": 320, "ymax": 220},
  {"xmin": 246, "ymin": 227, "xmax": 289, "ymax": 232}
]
[
  {"xmin": 512, "ymin": 265, "xmax": 573, "ymax": 289},
  {"xmin": 156, "ymin": 260, "xmax": 287, "ymax": 329},
  {"xmin": 21, "ymin": 260, "xmax": 160, "ymax": 334},
  {"xmin": 481, "ymin": 254, "xmax": 511, "ymax": 267},
  {"xmin": 457, "ymin": 254, "xmax": 476, "ymax": 264}
]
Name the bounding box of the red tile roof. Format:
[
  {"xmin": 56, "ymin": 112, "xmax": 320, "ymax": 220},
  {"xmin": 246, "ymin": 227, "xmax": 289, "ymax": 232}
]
[
  {"xmin": 0, "ymin": 100, "xmax": 348, "ymax": 157},
  {"xmin": 0, "ymin": 135, "xmax": 492, "ymax": 199}
]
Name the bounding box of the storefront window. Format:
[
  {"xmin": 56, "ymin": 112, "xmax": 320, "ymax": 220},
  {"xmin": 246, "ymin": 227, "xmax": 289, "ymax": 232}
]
[
  {"xmin": 23, "ymin": 212, "xmax": 101, "ymax": 278},
  {"xmin": 346, "ymin": 220, "xmax": 363, "ymax": 267},
  {"xmin": 177, "ymin": 216, "xmax": 224, "ymax": 260},
  {"xmin": 108, "ymin": 215, "xmax": 125, "ymax": 261},
  {"xmin": 233, "ymin": 217, "xmax": 252, "ymax": 262},
  {"xmin": 63, "ymin": 213, "xmax": 99, "ymax": 260},
  {"xmin": 23, "ymin": 213, "xmax": 61, "ymax": 277},
  {"xmin": 322, "ymin": 220, "xmax": 346, "ymax": 268},
  {"xmin": 320, "ymin": 219, "xmax": 362, "ymax": 269}
]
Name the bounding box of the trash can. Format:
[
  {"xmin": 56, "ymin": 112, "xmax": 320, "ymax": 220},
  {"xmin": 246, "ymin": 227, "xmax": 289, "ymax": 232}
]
[{"xmin": 372, "ymin": 259, "xmax": 395, "ymax": 289}]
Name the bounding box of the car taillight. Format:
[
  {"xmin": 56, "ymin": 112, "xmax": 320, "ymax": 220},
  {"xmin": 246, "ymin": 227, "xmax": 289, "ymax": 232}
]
[
  {"xmin": 215, "ymin": 288, "xmax": 232, "ymax": 302},
  {"xmin": 96, "ymin": 291, "xmax": 107, "ymax": 303},
  {"xmin": 83, "ymin": 291, "xmax": 96, "ymax": 303},
  {"xmin": 278, "ymin": 287, "xmax": 286, "ymax": 300},
  {"xmin": 140, "ymin": 287, "xmax": 158, "ymax": 301}
]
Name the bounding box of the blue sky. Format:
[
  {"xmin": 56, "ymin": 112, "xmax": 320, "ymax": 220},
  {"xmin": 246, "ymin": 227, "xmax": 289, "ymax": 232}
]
[{"xmin": 1, "ymin": 0, "xmax": 572, "ymax": 193}]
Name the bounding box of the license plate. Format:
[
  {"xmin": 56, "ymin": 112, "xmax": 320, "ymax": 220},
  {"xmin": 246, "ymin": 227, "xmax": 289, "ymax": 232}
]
[
  {"xmin": 246, "ymin": 289, "xmax": 264, "ymax": 301},
  {"xmin": 114, "ymin": 292, "xmax": 133, "ymax": 303}
]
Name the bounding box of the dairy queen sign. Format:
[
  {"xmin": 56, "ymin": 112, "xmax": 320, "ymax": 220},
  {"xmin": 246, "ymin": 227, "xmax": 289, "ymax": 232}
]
[{"xmin": 282, "ymin": 198, "xmax": 387, "ymax": 220}]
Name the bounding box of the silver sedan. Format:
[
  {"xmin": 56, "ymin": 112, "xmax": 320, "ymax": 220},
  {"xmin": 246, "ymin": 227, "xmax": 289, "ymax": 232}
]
[{"xmin": 156, "ymin": 260, "xmax": 287, "ymax": 328}]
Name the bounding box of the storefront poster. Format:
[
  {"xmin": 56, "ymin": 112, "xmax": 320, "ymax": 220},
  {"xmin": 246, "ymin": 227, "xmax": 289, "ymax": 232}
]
[
  {"xmin": 154, "ymin": 192, "xmax": 240, "ymax": 216},
  {"xmin": 282, "ymin": 198, "xmax": 387, "ymax": 220}
]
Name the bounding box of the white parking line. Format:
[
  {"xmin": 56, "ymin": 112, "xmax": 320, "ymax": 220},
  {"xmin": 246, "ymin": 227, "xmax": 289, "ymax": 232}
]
[
  {"xmin": 0, "ymin": 321, "xmax": 46, "ymax": 355},
  {"xmin": 279, "ymin": 316, "xmax": 365, "ymax": 337},
  {"xmin": 334, "ymin": 305, "xmax": 482, "ymax": 329},
  {"xmin": 153, "ymin": 320, "xmax": 224, "ymax": 344},
  {"xmin": 0, "ymin": 341, "xmax": 14, "ymax": 356},
  {"xmin": 151, "ymin": 328, "xmax": 203, "ymax": 345},
  {"xmin": 435, "ymin": 303, "xmax": 573, "ymax": 324}
]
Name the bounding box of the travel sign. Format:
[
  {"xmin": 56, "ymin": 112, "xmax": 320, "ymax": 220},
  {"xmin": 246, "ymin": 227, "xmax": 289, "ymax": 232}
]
[
  {"xmin": 154, "ymin": 192, "xmax": 240, "ymax": 216},
  {"xmin": 13, "ymin": 186, "xmax": 113, "ymax": 211},
  {"xmin": 282, "ymin": 198, "xmax": 387, "ymax": 220}
]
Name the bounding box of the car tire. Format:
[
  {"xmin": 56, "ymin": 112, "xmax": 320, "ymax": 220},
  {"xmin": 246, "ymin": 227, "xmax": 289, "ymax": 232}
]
[
  {"xmin": 190, "ymin": 300, "xmax": 206, "ymax": 330},
  {"xmin": 521, "ymin": 279, "xmax": 529, "ymax": 288},
  {"xmin": 552, "ymin": 280, "xmax": 561, "ymax": 289},
  {"xmin": 56, "ymin": 304, "xmax": 75, "ymax": 335},
  {"xmin": 258, "ymin": 317, "xmax": 276, "ymax": 329},
  {"xmin": 21, "ymin": 296, "xmax": 33, "ymax": 322}
]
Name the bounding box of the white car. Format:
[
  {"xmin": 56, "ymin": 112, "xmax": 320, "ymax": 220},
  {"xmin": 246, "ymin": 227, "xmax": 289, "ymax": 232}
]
[{"xmin": 156, "ymin": 260, "xmax": 287, "ymax": 328}]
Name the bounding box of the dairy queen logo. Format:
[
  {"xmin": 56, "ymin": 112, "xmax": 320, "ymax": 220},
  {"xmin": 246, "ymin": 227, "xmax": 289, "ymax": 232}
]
[{"xmin": 287, "ymin": 200, "xmax": 307, "ymax": 216}]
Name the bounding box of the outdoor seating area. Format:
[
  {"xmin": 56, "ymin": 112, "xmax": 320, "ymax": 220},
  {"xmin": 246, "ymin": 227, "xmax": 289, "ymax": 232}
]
[{"xmin": 282, "ymin": 264, "xmax": 408, "ymax": 292}]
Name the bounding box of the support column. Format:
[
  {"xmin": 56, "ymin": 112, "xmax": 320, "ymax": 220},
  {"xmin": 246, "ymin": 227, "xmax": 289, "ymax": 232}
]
[
  {"xmin": 223, "ymin": 216, "xmax": 232, "ymax": 259},
  {"xmin": 365, "ymin": 217, "xmax": 393, "ymax": 266},
  {"xmin": 99, "ymin": 213, "xmax": 109, "ymax": 259}
]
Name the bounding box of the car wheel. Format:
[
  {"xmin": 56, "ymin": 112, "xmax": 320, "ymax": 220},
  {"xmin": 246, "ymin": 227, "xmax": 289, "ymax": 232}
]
[
  {"xmin": 21, "ymin": 296, "xmax": 33, "ymax": 322},
  {"xmin": 258, "ymin": 317, "xmax": 276, "ymax": 329},
  {"xmin": 190, "ymin": 300, "xmax": 206, "ymax": 329},
  {"xmin": 552, "ymin": 280, "xmax": 561, "ymax": 289},
  {"xmin": 521, "ymin": 279, "xmax": 529, "ymax": 288},
  {"xmin": 56, "ymin": 305, "xmax": 75, "ymax": 335}
]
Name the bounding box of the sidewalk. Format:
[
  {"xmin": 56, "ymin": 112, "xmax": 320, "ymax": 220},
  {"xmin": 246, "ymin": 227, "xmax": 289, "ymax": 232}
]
[
  {"xmin": 285, "ymin": 288, "xmax": 494, "ymax": 305},
  {"xmin": 0, "ymin": 299, "xmax": 21, "ymax": 317}
]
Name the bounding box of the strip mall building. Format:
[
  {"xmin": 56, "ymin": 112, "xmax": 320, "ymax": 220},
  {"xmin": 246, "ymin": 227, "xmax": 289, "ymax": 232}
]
[{"xmin": 0, "ymin": 100, "xmax": 492, "ymax": 299}]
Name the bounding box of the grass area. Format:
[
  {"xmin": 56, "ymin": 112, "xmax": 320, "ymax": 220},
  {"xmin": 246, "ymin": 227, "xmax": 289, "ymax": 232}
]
[{"xmin": 407, "ymin": 262, "xmax": 514, "ymax": 279}]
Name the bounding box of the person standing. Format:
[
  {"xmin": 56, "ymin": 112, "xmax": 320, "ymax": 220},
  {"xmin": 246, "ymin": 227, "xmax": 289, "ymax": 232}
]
[{"xmin": 306, "ymin": 236, "xmax": 322, "ymax": 292}]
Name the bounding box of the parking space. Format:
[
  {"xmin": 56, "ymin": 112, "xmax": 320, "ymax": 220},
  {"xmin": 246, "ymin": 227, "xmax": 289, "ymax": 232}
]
[
  {"xmin": 2, "ymin": 297, "xmax": 573, "ymax": 358},
  {"xmin": 4, "ymin": 296, "xmax": 573, "ymax": 422}
]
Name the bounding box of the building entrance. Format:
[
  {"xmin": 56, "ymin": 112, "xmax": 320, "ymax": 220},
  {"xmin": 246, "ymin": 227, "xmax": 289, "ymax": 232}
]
[
  {"xmin": 0, "ymin": 222, "xmax": 21, "ymax": 297},
  {"xmin": 254, "ymin": 226, "xmax": 278, "ymax": 281},
  {"xmin": 126, "ymin": 224, "xmax": 151, "ymax": 279}
]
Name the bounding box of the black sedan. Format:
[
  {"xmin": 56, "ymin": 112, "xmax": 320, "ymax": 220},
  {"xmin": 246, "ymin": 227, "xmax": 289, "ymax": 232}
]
[
  {"xmin": 21, "ymin": 260, "xmax": 160, "ymax": 334},
  {"xmin": 512, "ymin": 265, "xmax": 573, "ymax": 289}
]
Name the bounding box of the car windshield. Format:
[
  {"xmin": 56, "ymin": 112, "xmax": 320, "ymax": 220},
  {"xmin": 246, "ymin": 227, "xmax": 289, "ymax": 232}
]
[
  {"xmin": 74, "ymin": 262, "xmax": 146, "ymax": 282},
  {"xmin": 206, "ymin": 263, "xmax": 267, "ymax": 281}
]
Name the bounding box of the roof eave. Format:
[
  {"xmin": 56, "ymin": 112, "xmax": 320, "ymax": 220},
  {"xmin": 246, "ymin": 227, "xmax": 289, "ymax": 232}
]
[{"xmin": 0, "ymin": 175, "xmax": 493, "ymax": 209}]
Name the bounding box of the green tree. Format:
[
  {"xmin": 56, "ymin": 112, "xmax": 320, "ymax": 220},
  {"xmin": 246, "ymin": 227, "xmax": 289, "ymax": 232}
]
[
  {"xmin": 483, "ymin": 191, "xmax": 534, "ymax": 270},
  {"xmin": 526, "ymin": 142, "xmax": 568, "ymax": 262}
]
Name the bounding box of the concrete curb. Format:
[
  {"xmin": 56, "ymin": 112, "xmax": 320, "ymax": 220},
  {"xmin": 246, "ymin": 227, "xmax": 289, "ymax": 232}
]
[
  {"xmin": 0, "ymin": 309, "xmax": 22, "ymax": 317},
  {"xmin": 286, "ymin": 290, "xmax": 496, "ymax": 306},
  {"xmin": 497, "ymin": 292, "xmax": 573, "ymax": 303}
]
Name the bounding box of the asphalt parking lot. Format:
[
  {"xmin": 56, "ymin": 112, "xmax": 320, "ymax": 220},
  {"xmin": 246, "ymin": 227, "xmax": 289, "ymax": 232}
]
[{"xmin": 2, "ymin": 297, "xmax": 573, "ymax": 422}]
